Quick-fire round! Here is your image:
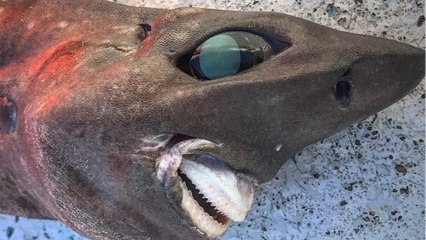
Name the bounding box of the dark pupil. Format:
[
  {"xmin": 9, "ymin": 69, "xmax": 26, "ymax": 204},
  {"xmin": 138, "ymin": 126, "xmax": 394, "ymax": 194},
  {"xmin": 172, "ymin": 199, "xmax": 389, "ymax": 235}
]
[{"xmin": 189, "ymin": 32, "xmax": 272, "ymax": 80}]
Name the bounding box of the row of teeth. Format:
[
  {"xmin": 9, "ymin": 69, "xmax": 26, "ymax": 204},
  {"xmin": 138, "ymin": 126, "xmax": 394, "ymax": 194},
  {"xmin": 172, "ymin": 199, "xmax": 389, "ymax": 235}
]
[
  {"xmin": 179, "ymin": 178, "xmax": 229, "ymax": 237},
  {"xmin": 179, "ymin": 156, "xmax": 253, "ymax": 222},
  {"xmin": 154, "ymin": 136, "xmax": 254, "ymax": 238},
  {"xmin": 179, "ymin": 156, "xmax": 254, "ymax": 237}
]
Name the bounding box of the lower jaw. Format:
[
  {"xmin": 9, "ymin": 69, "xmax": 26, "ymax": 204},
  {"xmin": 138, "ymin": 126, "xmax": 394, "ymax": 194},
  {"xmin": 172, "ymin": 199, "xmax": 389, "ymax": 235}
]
[
  {"xmin": 154, "ymin": 135, "xmax": 255, "ymax": 238},
  {"xmin": 179, "ymin": 175, "xmax": 230, "ymax": 237}
]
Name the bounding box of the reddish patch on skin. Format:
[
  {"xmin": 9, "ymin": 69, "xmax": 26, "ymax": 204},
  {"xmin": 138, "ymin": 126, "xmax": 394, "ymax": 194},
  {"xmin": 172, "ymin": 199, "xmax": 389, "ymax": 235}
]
[
  {"xmin": 0, "ymin": 96, "xmax": 7, "ymax": 105},
  {"xmin": 37, "ymin": 49, "xmax": 81, "ymax": 80},
  {"xmin": 26, "ymin": 38, "xmax": 81, "ymax": 77},
  {"xmin": 34, "ymin": 90, "xmax": 68, "ymax": 115},
  {"xmin": 0, "ymin": 95, "xmax": 13, "ymax": 110},
  {"xmin": 29, "ymin": 41, "xmax": 83, "ymax": 115},
  {"xmin": 0, "ymin": 8, "xmax": 16, "ymax": 23},
  {"xmin": 0, "ymin": 66, "xmax": 14, "ymax": 79}
]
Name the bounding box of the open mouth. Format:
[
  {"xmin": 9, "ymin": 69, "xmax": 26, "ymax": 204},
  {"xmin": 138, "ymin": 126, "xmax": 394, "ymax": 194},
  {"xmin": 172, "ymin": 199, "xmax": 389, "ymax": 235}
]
[{"xmin": 154, "ymin": 134, "xmax": 255, "ymax": 238}]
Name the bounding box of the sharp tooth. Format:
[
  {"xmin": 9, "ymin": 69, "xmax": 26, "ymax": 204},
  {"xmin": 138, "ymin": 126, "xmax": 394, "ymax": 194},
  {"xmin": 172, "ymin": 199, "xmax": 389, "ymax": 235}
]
[
  {"xmin": 179, "ymin": 156, "xmax": 254, "ymax": 222},
  {"xmin": 180, "ymin": 181, "xmax": 228, "ymax": 237}
]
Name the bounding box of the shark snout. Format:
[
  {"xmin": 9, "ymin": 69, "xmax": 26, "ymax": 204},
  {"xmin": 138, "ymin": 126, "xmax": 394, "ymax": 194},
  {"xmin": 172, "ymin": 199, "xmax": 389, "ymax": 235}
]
[
  {"xmin": 376, "ymin": 36, "xmax": 424, "ymax": 81},
  {"xmin": 396, "ymin": 45, "xmax": 425, "ymax": 86},
  {"xmin": 346, "ymin": 37, "xmax": 425, "ymax": 114}
]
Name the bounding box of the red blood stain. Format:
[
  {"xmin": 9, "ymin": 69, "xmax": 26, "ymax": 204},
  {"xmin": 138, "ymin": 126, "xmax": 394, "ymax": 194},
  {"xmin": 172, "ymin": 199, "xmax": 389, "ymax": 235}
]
[{"xmin": 27, "ymin": 39, "xmax": 81, "ymax": 77}]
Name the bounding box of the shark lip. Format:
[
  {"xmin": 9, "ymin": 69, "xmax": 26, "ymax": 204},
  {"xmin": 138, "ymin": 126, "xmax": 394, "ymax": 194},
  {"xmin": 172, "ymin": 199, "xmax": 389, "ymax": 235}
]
[{"xmin": 154, "ymin": 134, "xmax": 255, "ymax": 238}]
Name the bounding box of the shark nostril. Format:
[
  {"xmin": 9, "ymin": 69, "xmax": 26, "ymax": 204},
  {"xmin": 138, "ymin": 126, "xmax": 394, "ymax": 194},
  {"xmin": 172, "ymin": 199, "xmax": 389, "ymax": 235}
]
[{"xmin": 334, "ymin": 80, "xmax": 352, "ymax": 108}]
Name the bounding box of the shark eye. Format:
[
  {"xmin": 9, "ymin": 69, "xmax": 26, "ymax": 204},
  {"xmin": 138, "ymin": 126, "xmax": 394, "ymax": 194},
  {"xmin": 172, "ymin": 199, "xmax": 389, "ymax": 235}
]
[{"xmin": 178, "ymin": 31, "xmax": 273, "ymax": 80}]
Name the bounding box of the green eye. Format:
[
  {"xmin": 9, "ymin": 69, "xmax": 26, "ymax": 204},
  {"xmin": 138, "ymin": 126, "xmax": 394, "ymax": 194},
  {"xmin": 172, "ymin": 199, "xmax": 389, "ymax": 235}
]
[{"xmin": 179, "ymin": 31, "xmax": 273, "ymax": 80}]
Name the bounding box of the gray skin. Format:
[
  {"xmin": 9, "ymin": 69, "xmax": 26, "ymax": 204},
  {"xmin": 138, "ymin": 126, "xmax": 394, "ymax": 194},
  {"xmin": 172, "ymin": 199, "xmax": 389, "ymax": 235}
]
[{"xmin": 0, "ymin": 0, "xmax": 424, "ymax": 239}]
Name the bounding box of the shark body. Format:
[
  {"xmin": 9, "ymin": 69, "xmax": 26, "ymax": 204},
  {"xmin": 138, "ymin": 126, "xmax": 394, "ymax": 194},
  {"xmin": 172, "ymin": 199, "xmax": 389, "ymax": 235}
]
[{"xmin": 0, "ymin": 0, "xmax": 424, "ymax": 239}]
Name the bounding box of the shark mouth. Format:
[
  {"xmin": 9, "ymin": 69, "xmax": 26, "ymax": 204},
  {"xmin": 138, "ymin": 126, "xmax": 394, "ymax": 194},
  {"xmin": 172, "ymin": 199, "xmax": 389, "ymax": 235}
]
[{"xmin": 154, "ymin": 135, "xmax": 255, "ymax": 238}]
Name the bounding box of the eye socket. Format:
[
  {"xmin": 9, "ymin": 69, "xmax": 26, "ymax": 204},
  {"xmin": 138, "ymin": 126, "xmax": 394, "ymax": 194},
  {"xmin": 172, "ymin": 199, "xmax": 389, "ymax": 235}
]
[{"xmin": 177, "ymin": 31, "xmax": 273, "ymax": 80}]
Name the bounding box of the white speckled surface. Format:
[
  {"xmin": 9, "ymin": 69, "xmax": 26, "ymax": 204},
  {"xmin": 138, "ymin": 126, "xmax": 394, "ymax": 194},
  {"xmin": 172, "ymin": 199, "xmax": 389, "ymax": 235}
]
[{"xmin": 1, "ymin": 0, "xmax": 424, "ymax": 240}]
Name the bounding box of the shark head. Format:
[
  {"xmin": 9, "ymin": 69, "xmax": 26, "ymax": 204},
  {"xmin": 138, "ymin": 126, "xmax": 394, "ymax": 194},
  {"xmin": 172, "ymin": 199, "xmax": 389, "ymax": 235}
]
[{"xmin": 2, "ymin": 2, "xmax": 423, "ymax": 240}]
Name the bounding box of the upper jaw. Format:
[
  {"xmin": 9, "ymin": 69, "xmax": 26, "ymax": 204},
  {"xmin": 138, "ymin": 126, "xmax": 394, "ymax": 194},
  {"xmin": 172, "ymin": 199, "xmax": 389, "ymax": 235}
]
[{"xmin": 151, "ymin": 134, "xmax": 256, "ymax": 238}]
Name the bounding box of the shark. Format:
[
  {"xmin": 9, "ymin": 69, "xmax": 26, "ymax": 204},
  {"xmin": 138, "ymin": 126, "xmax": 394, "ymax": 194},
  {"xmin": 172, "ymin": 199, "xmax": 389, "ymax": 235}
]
[{"xmin": 0, "ymin": 0, "xmax": 424, "ymax": 239}]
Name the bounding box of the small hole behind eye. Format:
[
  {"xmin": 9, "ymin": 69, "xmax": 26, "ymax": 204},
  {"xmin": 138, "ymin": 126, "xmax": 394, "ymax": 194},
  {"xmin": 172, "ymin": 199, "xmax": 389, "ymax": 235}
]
[
  {"xmin": 334, "ymin": 81, "xmax": 352, "ymax": 108},
  {"xmin": 139, "ymin": 23, "xmax": 152, "ymax": 33}
]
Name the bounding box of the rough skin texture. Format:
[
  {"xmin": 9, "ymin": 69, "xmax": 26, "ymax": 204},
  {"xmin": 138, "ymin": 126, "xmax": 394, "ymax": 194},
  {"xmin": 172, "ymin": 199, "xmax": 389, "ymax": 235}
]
[{"xmin": 0, "ymin": 0, "xmax": 424, "ymax": 239}]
